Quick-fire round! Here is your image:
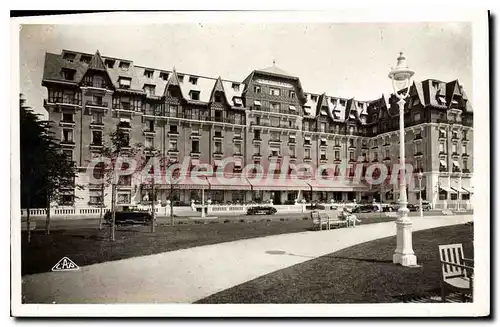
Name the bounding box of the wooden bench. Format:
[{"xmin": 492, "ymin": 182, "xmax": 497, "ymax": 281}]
[
  {"xmin": 312, "ymin": 211, "xmax": 348, "ymax": 230},
  {"xmin": 438, "ymin": 243, "xmax": 474, "ymax": 302}
]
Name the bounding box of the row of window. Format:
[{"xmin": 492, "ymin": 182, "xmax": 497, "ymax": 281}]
[{"xmin": 253, "ymin": 85, "xmax": 295, "ymax": 98}]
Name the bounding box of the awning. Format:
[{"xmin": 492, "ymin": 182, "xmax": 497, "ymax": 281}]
[
  {"xmin": 440, "ymin": 160, "xmax": 447, "ymax": 166},
  {"xmin": 119, "ymin": 78, "xmax": 131, "ymax": 86},
  {"xmin": 289, "ymin": 105, "xmax": 296, "ymax": 111},
  {"xmin": 158, "ymin": 176, "xmax": 209, "ymax": 190},
  {"xmin": 233, "ymin": 97, "xmax": 243, "ymax": 105},
  {"xmin": 453, "ymin": 161, "xmax": 460, "ymax": 167},
  {"xmin": 462, "ymin": 186, "xmax": 474, "ymax": 194},
  {"xmin": 304, "ymin": 136, "xmax": 311, "ymax": 141},
  {"xmin": 439, "ymin": 186, "xmax": 457, "ymax": 194},
  {"xmin": 254, "ymin": 100, "xmax": 262, "ymax": 106},
  {"xmin": 307, "ymin": 178, "xmax": 370, "ymax": 192},
  {"xmin": 247, "ymin": 177, "xmax": 310, "ymax": 191},
  {"xmin": 289, "ymin": 134, "xmax": 296, "ymax": 139},
  {"xmin": 410, "ymin": 187, "xmax": 425, "ymax": 193},
  {"xmin": 304, "ymin": 106, "xmax": 312, "ymax": 114},
  {"xmin": 206, "ymin": 176, "xmax": 251, "ymax": 191},
  {"xmin": 450, "ymin": 187, "xmax": 461, "ymax": 193}
]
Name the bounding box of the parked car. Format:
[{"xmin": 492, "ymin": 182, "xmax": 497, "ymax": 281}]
[
  {"xmin": 104, "ymin": 206, "xmax": 153, "ymax": 225},
  {"xmin": 246, "ymin": 206, "xmax": 277, "ymax": 215},
  {"xmin": 418, "ymin": 201, "xmax": 432, "ymax": 211},
  {"xmin": 351, "ymin": 204, "xmax": 376, "ymax": 213},
  {"xmin": 407, "ymin": 203, "xmax": 418, "ymax": 212}
]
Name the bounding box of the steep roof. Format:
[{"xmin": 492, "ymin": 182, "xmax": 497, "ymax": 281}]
[{"xmin": 256, "ymin": 65, "xmax": 292, "ymax": 77}]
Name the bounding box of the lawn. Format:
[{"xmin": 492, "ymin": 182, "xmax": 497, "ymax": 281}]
[
  {"xmin": 196, "ymin": 223, "xmax": 474, "ymax": 303},
  {"xmin": 21, "ymin": 216, "xmax": 396, "ymax": 276}
]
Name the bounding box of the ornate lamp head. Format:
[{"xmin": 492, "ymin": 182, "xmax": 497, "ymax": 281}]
[
  {"xmin": 417, "ymin": 171, "xmax": 423, "ymax": 179},
  {"xmin": 389, "ymin": 52, "xmax": 415, "ymax": 98}
]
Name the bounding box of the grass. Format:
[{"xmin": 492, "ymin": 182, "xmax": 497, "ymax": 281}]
[
  {"xmin": 21, "ymin": 216, "xmax": 396, "ymax": 276},
  {"xmin": 196, "ymin": 223, "xmax": 474, "ymax": 303}
]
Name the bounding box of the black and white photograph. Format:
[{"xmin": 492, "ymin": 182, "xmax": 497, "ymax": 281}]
[{"xmin": 10, "ymin": 9, "xmax": 490, "ymax": 317}]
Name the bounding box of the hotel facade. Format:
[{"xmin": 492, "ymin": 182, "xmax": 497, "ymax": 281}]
[{"xmin": 41, "ymin": 50, "xmax": 474, "ymax": 209}]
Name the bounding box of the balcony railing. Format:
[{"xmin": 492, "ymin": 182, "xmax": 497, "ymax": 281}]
[
  {"xmin": 86, "ymin": 100, "xmax": 108, "ymax": 107},
  {"xmin": 45, "ymin": 98, "xmax": 82, "ymax": 106},
  {"xmin": 462, "ymin": 153, "xmax": 470, "ymax": 158},
  {"xmin": 61, "ymin": 140, "xmax": 75, "ymax": 146},
  {"xmin": 414, "ymin": 151, "xmax": 423, "ymax": 157},
  {"xmin": 439, "ymin": 151, "xmax": 447, "ymax": 156},
  {"xmin": 462, "ymin": 169, "xmax": 471, "ymax": 173},
  {"xmin": 439, "ymin": 167, "xmax": 448, "ymax": 172}
]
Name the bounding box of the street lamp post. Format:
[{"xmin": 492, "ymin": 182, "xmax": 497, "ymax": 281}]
[
  {"xmin": 418, "ymin": 171, "xmax": 424, "ymax": 218},
  {"xmin": 388, "ymin": 52, "xmax": 417, "ymax": 266}
]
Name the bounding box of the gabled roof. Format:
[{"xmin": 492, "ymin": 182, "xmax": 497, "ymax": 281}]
[
  {"xmin": 209, "ymin": 77, "xmax": 229, "ymax": 103},
  {"xmin": 257, "ymin": 65, "xmax": 293, "ymax": 77},
  {"xmin": 88, "ymin": 50, "xmax": 107, "ymax": 71},
  {"xmin": 163, "ymin": 69, "xmax": 185, "ymax": 98}
]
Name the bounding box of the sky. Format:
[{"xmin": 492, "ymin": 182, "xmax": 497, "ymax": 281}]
[{"xmin": 19, "ymin": 22, "xmax": 472, "ymax": 116}]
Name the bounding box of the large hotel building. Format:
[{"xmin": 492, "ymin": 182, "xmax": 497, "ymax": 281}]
[{"xmin": 41, "ymin": 50, "xmax": 474, "ymax": 209}]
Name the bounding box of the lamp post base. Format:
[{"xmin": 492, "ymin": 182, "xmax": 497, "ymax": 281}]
[{"xmin": 393, "ymin": 220, "xmax": 418, "ymax": 266}]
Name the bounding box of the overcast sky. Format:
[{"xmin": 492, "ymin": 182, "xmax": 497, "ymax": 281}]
[{"xmin": 19, "ymin": 22, "xmax": 471, "ymax": 115}]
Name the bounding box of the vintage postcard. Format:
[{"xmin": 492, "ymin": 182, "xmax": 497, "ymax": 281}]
[{"xmin": 10, "ymin": 9, "xmax": 490, "ymax": 317}]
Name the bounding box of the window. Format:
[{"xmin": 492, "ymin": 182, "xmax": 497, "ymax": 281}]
[
  {"xmin": 349, "ymin": 151, "xmax": 355, "ymax": 161},
  {"xmin": 254, "ymin": 130, "xmax": 261, "ymax": 140},
  {"xmin": 320, "ymin": 149, "xmax": 327, "ymax": 160},
  {"xmin": 62, "ymin": 113, "xmax": 73, "ymax": 122},
  {"xmin": 452, "ymin": 143, "xmax": 458, "ymax": 153},
  {"xmin": 305, "ymin": 148, "xmax": 311, "ymax": 159},
  {"xmin": 451, "ymin": 193, "xmax": 458, "ymax": 200},
  {"xmin": 214, "ymin": 94, "xmax": 222, "ymax": 103},
  {"xmin": 304, "ymin": 137, "xmax": 311, "ymax": 145},
  {"xmin": 92, "ymin": 112, "xmax": 103, "ymax": 124},
  {"xmin": 439, "ymin": 189, "xmax": 447, "ymax": 200},
  {"xmin": 439, "ymin": 142, "xmax": 445, "ymax": 153},
  {"xmin": 117, "ymin": 193, "xmax": 131, "ymax": 204},
  {"xmin": 320, "ymin": 122, "xmax": 326, "ymax": 132},
  {"xmin": 143, "ymin": 84, "xmax": 156, "ymax": 96},
  {"xmin": 92, "ymin": 131, "xmax": 103, "ymax": 145},
  {"xmin": 289, "ymin": 145, "xmax": 296, "ymax": 157},
  {"xmin": 105, "ymin": 59, "xmax": 115, "ymax": 68},
  {"xmin": 169, "ymin": 125, "xmax": 178, "ymax": 133},
  {"xmin": 119, "ymin": 77, "xmax": 131, "ymax": 89},
  {"xmin": 311, "ymin": 95, "xmax": 318, "ymax": 102},
  {"xmin": 334, "ymin": 151, "xmax": 340, "ymax": 160},
  {"xmin": 462, "ymin": 130, "xmax": 468, "ymax": 140},
  {"xmin": 145, "ymin": 136, "xmax": 153, "ymax": 148},
  {"xmin": 463, "ymin": 159, "xmax": 468, "ymax": 170},
  {"xmin": 63, "ymin": 52, "xmax": 76, "ymax": 62},
  {"xmin": 254, "ymin": 85, "xmax": 261, "ymax": 93},
  {"xmin": 270, "ymin": 102, "xmax": 280, "ymax": 112},
  {"xmin": 269, "ymin": 88, "xmax": 280, "ymax": 96},
  {"xmin": 214, "ymin": 130, "xmax": 222, "ymax": 138},
  {"xmin": 334, "ymin": 138, "xmax": 340, "ymax": 147},
  {"xmin": 462, "ymin": 144, "xmax": 467, "ymax": 154},
  {"xmin": 144, "ymin": 69, "xmax": 154, "ymax": 78},
  {"xmin": 212, "ymin": 141, "xmax": 221, "ymax": 153},
  {"xmin": 190, "ymin": 91, "xmax": 200, "ymax": 101},
  {"xmin": 169, "ymin": 140, "xmax": 178, "ymax": 151},
  {"xmin": 373, "ymin": 152, "xmax": 379, "ymax": 161},
  {"xmin": 188, "ymin": 140, "xmax": 199, "ymax": 153},
  {"xmin": 60, "ymin": 194, "xmax": 74, "ymax": 205},
  {"xmin": 169, "ymin": 105, "xmax": 178, "ymax": 116},
  {"xmin": 159, "ymin": 72, "xmax": 169, "ymax": 80},
  {"xmin": 452, "ymin": 130, "xmax": 459, "ymax": 139},
  {"xmin": 62, "ymin": 129, "xmax": 73, "ymax": 143},
  {"xmin": 117, "ymin": 61, "xmax": 129, "ymax": 70},
  {"xmin": 234, "ymin": 143, "xmax": 242, "ymax": 154},
  {"xmin": 253, "ymin": 144, "xmax": 260, "ymax": 155},
  {"xmin": 414, "ymin": 112, "xmax": 421, "ymax": 122},
  {"xmin": 89, "ymin": 195, "xmax": 103, "ymax": 205},
  {"xmin": 189, "ymin": 76, "xmax": 198, "ymax": 85},
  {"xmin": 80, "ymin": 55, "xmax": 91, "ymax": 64},
  {"xmin": 61, "ymin": 69, "xmax": 75, "ymax": 81},
  {"xmin": 289, "ymin": 90, "xmax": 296, "ymax": 98},
  {"xmin": 234, "ymin": 130, "xmax": 242, "ymax": 139},
  {"xmin": 177, "ymin": 74, "xmax": 184, "ymax": 82},
  {"xmin": 232, "ymin": 83, "xmax": 240, "ymax": 91}
]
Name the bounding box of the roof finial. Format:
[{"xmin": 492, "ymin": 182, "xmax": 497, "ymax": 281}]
[
  {"xmin": 273, "ymin": 59, "xmax": 276, "ymax": 66},
  {"xmin": 173, "ymin": 66, "xmax": 176, "ymax": 72}
]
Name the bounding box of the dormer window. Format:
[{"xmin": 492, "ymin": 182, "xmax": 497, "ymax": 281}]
[
  {"xmin": 432, "ymin": 81, "xmax": 440, "ymax": 89},
  {"xmin": 214, "ymin": 94, "xmax": 222, "ymax": 103},
  {"xmin": 232, "ymin": 83, "xmax": 240, "ymax": 91},
  {"xmin": 62, "ymin": 52, "xmax": 76, "ymax": 62},
  {"xmin": 119, "ymin": 77, "xmax": 132, "ymax": 89},
  {"xmin": 143, "ymin": 84, "xmax": 156, "ymax": 96},
  {"xmin": 269, "ymin": 88, "xmax": 280, "ymax": 96},
  {"xmin": 60, "ymin": 68, "xmax": 75, "ymax": 81},
  {"xmin": 159, "ymin": 72, "xmax": 169, "ymax": 80},
  {"xmin": 190, "ymin": 90, "xmax": 200, "ymax": 101},
  {"xmin": 178, "ymin": 74, "xmax": 184, "ymax": 82},
  {"xmin": 233, "ymin": 97, "xmax": 243, "ymax": 107},
  {"xmin": 254, "ymin": 85, "xmax": 261, "ymax": 93},
  {"xmin": 104, "ymin": 59, "xmax": 115, "ymax": 69},
  {"xmin": 311, "ymin": 95, "xmax": 318, "ymax": 102},
  {"xmin": 320, "ymin": 106, "xmax": 328, "ymax": 115},
  {"xmin": 80, "ymin": 55, "xmax": 91, "ymax": 64},
  {"xmin": 436, "ymin": 90, "xmax": 446, "ymax": 105},
  {"xmin": 189, "ymin": 76, "xmax": 198, "ymax": 85},
  {"xmin": 289, "ymin": 90, "xmax": 296, "ymax": 98},
  {"xmin": 144, "ymin": 69, "xmax": 154, "ymax": 79},
  {"xmin": 119, "ymin": 61, "xmax": 130, "ymax": 70}
]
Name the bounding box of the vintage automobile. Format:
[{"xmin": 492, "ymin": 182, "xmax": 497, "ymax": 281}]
[
  {"xmin": 418, "ymin": 201, "xmax": 432, "ymax": 211},
  {"xmin": 104, "ymin": 206, "xmax": 153, "ymax": 225},
  {"xmin": 246, "ymin": 206, "xmax": 278, "ymax": 215},
  {"xmin": 351, "ymin": 204, "xmax": 377, "ymax": 213}
]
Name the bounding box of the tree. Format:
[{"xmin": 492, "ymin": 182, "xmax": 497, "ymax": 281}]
[{"xmin": 20, "ymin": 94, "xmax": 81, "ymax": 239}]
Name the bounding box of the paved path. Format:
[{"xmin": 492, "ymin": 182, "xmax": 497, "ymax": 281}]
[{"xmin": 22, "ymin": 215, "xmax": 472, "ymax": 304}]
